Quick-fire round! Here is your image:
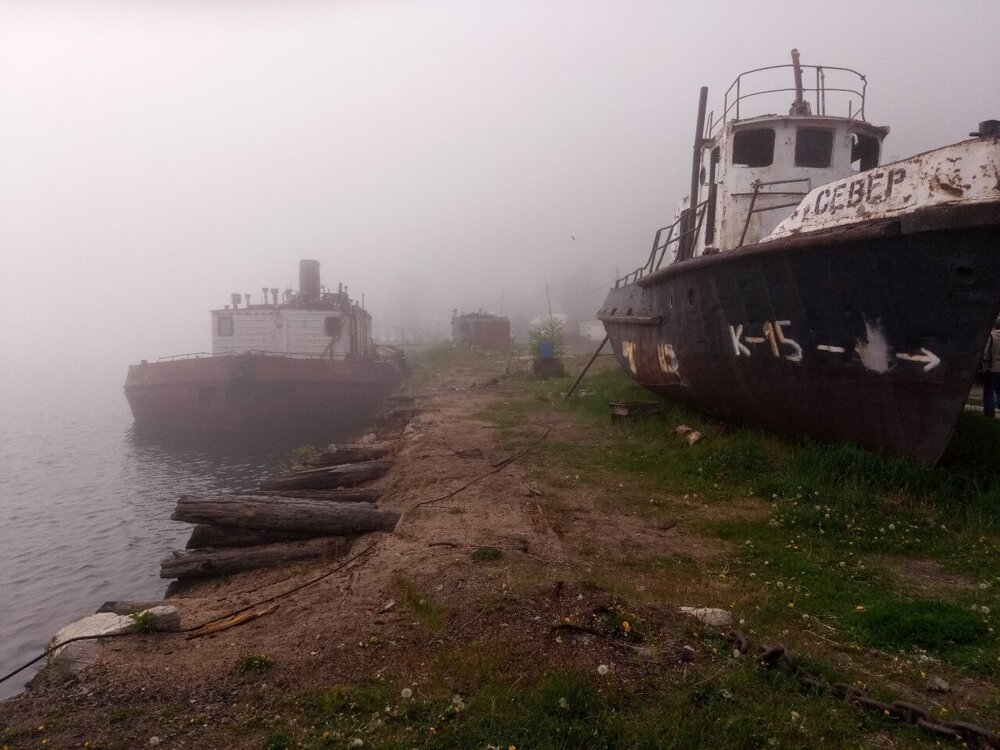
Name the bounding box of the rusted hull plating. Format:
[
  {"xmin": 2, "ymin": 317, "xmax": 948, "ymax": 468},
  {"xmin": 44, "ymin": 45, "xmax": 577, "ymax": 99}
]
[
  {"xmin": 599, "ymin": 209, "xmax": 1000, "ymax": 462},
  {"xmin": 124, "ymin": 353, "xmax": 402, "ymax": 434}
]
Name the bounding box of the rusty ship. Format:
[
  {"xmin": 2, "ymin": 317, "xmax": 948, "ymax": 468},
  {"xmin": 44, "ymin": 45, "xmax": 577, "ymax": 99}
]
[
  {"xmin": 124, "ymin": 260, "xmax": 403, "ymax": 433},
  {"xmin": 599, "ymin": 51, "xmax": 1000, "ymax": 462}
]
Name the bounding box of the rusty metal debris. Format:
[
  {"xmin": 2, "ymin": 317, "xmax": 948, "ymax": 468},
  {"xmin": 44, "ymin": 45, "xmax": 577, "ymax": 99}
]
[
  {"xmin": 727, "ymin": 631, "xmax": 1000, "ymax": 748},
  {"xmin": 609, "ymin": 401, "xmax": 663, "ymax": 423},
  {"xmin": 673, "ymin": 424, "xmax": 704, "ymax": 445}
]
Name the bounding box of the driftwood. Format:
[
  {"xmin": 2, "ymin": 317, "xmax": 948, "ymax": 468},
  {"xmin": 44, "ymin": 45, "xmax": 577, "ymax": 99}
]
[
  {"xmin": 259, "ymin": 459, "xmax": 392, "ymax": 491},
  {"xmin": 186, "ymin": 524, "xmax": 327, "ymax": 549},
  {"xmin": 234, "ymin": 488, "xmax": 381, "ymax": 503},
  {"xmin": 160, "ymin": 537, "xmax": 351, "ymax": 579},
  {"xmin": 308, "ymin": 445, "xmax": 389, "ymax": 467},
  {"xmin": 172, "ymin": 495, "xmax": 400, "ymax": 534}
]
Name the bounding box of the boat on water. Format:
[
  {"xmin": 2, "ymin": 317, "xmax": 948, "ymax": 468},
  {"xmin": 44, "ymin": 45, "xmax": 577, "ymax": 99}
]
[
  {"xmin": 124, "ymin": 260, "xmax": 404, "ymax": 433},
  {"xmin": 599, "ymin": 51, "xmax": 1000, "ymax": 462}
]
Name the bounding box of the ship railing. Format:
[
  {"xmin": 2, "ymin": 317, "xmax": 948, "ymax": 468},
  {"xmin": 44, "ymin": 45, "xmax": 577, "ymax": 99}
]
[
  {"xmin": 615, "ymin": 200, "xmax": 707, "ymax": 288},
  {"xmin": 705, "ymin": 64, "xmax": 867, "ymax": 139},
  {"xmin": 736, "ymin": 177, "xmax": 812, "ymax": 247},
  {"xmin": 156, "ymin": 350, "xmax": 350, "ymax": 362}
]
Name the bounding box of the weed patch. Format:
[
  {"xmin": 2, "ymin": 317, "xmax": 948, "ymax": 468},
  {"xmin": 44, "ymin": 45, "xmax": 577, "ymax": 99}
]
[
  {"xmin": 236, "ymin": 654, "xmax": 274, "ymax": 673},
  {"xmin": 854, "ymin": 598, "xmax": 990, "ymax": 650},
  {"xmin": 471, "ymin": 546, "xmax": 502, "ymax": 562},
  {"xmin": 391, "ymin": 574, "xmax": 449, "ymax": 633}
]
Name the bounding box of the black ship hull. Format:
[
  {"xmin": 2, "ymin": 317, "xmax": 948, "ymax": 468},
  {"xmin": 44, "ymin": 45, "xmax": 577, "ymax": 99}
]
[{"xmin": 599, "ymin": 206, "xmax": 1000, "ymax": 462}]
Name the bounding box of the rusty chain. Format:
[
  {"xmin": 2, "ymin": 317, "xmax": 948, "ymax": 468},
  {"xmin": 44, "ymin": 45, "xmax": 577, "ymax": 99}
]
[{"xmin": 728, "ymin": 631, "xmax": 1000, "ymax": 748}]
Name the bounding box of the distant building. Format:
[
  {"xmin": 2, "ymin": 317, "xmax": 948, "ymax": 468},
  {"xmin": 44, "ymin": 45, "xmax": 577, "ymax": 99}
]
[
  {"xmin": 451, "ymin": 310, "xmax": 511, "ymax": 351},
  {"xmin": 578, "ymin": 320, "xmax": 606, "ymax": 341}
]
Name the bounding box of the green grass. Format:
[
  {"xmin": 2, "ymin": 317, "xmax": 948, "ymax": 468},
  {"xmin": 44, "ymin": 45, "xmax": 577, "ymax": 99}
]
[
  {"xmin": 856, "ymin": 599, "xmax": 989, "ymax": 650},
  {"xmin": 391, "ymin": 574, "xmax": 449, "ymax": 634},
  {"xmin": 482, "ymin": 362, "xmax": 1000, "ymax": 677},
  {"xmin": 237, "ymin": 654, "xmax": 275, "ymax": 673},
  {"xmin": 261, "ymin": 663, "xmax": 942, "ymax": 750},
  {"xmin": 471, "ymin": 546, "xmax": 502, "ymax": 562}
]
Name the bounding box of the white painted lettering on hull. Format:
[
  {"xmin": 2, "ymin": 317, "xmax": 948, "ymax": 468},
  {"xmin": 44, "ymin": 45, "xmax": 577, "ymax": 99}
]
[
  {"xmin": 896, "ymin": 348, "xmax": 941, "ymax": 371},
  {"xmin": 622, "ymin": 341, "xmax": 638, "ymax": 374},
  {"xmin": 657, "ymin": 343, "xmax": 679, "ymax": 375}
]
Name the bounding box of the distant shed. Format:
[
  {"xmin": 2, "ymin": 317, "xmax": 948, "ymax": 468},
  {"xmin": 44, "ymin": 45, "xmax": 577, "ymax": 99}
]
[{"xmin": 452, "ymin": 310, "xmax": 511, "ymax": 351}]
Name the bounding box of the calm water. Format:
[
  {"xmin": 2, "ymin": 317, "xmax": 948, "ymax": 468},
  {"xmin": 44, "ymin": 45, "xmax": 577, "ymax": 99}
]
[{"xmin": 0, "ymin": 373, "xmax": 362, "ymax": 699}]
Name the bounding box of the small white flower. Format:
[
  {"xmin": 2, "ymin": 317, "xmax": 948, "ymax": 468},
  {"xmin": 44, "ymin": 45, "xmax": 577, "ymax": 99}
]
[
  {"xmin": 400, "ymin": 688, "xmax": 413, "ymax": 699},
  {"xmin": 558, "ymin": 697, "xmax": 569, "ymax": 709},
  {"xmin": 597, "ymin": 664, "xmax": 609, "ymax": 675},
  {"xmin": 981, "ymin": 606, "xmax": 991, "ymax": 615}
]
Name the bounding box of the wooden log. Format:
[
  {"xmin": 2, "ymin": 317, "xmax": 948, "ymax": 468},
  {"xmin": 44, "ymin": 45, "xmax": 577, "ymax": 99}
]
[
  {"xmin": 186, "ymin": 524, "xmax": 326, "ymax": 549},
  {"xmin": 308, "ymin": 445, "xmax": 389, "ymax": 467},
  {"xmin": 160, "ymin": 537, "xmax": 351, "ymax": 580},
  {"xmin": 259, "ymin": 459, "xmax": 392, "ymax": 491},
  {"xmin": 172, "ymin": 495, "xmax": 401, "ymax": 534},
  {"xmin": 233, "ymin": 488, "xmax": 381, "ymax": 503}
]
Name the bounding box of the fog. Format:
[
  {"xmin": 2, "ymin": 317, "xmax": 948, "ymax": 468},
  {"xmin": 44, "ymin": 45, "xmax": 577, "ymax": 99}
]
[{"xmin": 1, "ymin": 0, "xmax": 997, "ymax": 385}]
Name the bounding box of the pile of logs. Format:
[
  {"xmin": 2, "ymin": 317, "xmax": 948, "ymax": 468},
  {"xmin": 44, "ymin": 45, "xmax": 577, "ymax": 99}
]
[{"xmin": 160, "ymin": 447, "xmax": 397, "ymax": 581}]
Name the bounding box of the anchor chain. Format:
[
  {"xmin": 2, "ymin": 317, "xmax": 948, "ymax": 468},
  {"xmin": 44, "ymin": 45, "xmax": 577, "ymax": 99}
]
[{"xmin": 728, "ymin": 631, "xmax": 1000, "ymax": 748}]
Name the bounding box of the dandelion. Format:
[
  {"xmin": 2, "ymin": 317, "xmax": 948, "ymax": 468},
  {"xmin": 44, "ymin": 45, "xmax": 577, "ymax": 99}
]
[
  {"xmin": 855, "ymin": 605, "xmax": 865, "ymax": 612},
  {"xmin": 597, "ymin": 664, "xmax": 609, "ymax": 675},
  {"xmin": 981, "ymin": 606, "xmax": 991, "ymax": 614},
  {"xmin": 401, "ymin": 687, "xmax": 413, "ymax": 699},
  {"xmin": 622, "ymin": 621, "xmax": 631, "ymax": 633}
]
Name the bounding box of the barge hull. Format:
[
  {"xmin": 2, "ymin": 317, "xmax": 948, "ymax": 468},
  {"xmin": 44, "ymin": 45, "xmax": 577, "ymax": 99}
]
[{"xmin": 124, "ymin": 354, "xmax": 401, "ymax": 434}]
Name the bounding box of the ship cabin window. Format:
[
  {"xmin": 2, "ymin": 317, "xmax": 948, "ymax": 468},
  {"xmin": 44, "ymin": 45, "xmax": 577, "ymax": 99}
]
[
  {"xmin": 217, "ymin": 316, "xmax": 234, "ymax": 336},
  {"xmin": 324, "ymin": 316, "xmax": 343, "ymax": 338},
  {"xmin": 794, "ymin": 127, "xmax": 834, "ymax": 168},
  {"xmin": 731, "ymin": 128, "xmax": 775, "ymax": 167},
  {"xmin": 851, "ymin": 133, "xmax": 880, "ymax": 171}
]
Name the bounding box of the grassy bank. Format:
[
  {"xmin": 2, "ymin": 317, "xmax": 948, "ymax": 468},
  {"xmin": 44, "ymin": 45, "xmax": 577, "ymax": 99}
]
[
  {"xmin": 256, "ymin": 349, "xmax": 999, "ymax": 748},
  {"xmin": 4, "ymin": 347, "xmax": 997, "ymax": 750}
]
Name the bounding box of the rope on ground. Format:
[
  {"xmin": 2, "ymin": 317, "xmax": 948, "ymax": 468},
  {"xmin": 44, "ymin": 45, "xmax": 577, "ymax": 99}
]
[
  {"xmin": 0, "ymin": 539, "xmax": 380, "ymax": 685},
  {"xmin": 405, "ymin": 426, "xmax": 552, "ymax": 516}
]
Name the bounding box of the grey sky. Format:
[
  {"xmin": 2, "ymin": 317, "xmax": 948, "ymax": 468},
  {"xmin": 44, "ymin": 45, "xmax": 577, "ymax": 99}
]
[{"xmin": 1, "ymin": 0, "xmax": 998, "ymax": 382}]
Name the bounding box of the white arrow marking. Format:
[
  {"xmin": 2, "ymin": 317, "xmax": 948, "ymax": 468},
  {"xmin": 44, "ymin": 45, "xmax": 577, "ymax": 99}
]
[
  {"xmin": 895, "ymin": 348, "xmax": 941, "ymax": 371},
  {"xmin": 817, "ymin": 344, "xmax": 846, "ymax": 353}
]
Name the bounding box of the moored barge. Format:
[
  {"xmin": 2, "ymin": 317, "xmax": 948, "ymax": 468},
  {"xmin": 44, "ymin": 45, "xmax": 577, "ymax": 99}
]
[{"xmin": 125, "ymin": 260, "xmax": 403, "ymax": 433}]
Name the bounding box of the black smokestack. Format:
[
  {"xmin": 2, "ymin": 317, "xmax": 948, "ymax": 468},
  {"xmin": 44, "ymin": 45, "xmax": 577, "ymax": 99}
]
[{"xmin": 299, "ymin": 259, "xmax": 321, "ymax": 304}]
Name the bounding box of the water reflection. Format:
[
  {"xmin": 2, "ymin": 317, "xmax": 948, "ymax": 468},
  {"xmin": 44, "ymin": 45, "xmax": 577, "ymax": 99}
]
[{"xmin": 0, "ymin": 389, "xmax": 369, "ymax": 699}]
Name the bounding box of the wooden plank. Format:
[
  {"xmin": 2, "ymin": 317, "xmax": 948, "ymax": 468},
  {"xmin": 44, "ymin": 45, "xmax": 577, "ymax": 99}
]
[
  {"xmin": 186, "ymin": 524, "xmax": 327, "ymax": 549},
  {"xmin": 233, "ymin": 488, "xmax": 381, "ymax": 502},
  {"xmin": 160, "ymin": 537, "xmax": 351, "ymax": 580},
  {"xmin": 172, "ymin": 495, "xmax": 400, "ymax": 534},
  {"xmin": 308, "ymin": 445, "xmax": 389, "ymax": 467},
  {"xmin": 259, "ymin": 459, "xmax": 392, "ymax": 491}
]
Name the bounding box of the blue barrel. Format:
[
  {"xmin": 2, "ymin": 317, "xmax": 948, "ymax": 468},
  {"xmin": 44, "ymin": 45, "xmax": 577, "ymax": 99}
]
[{"xmin": 539, "ymin": 339, "xmax": 554, "ymax": 360}]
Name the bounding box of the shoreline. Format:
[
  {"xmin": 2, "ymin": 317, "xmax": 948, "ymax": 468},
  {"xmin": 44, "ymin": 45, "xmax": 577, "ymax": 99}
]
[{"xmin": 2, "ymin": 348, "xmax": 998, "ymax": 749}]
